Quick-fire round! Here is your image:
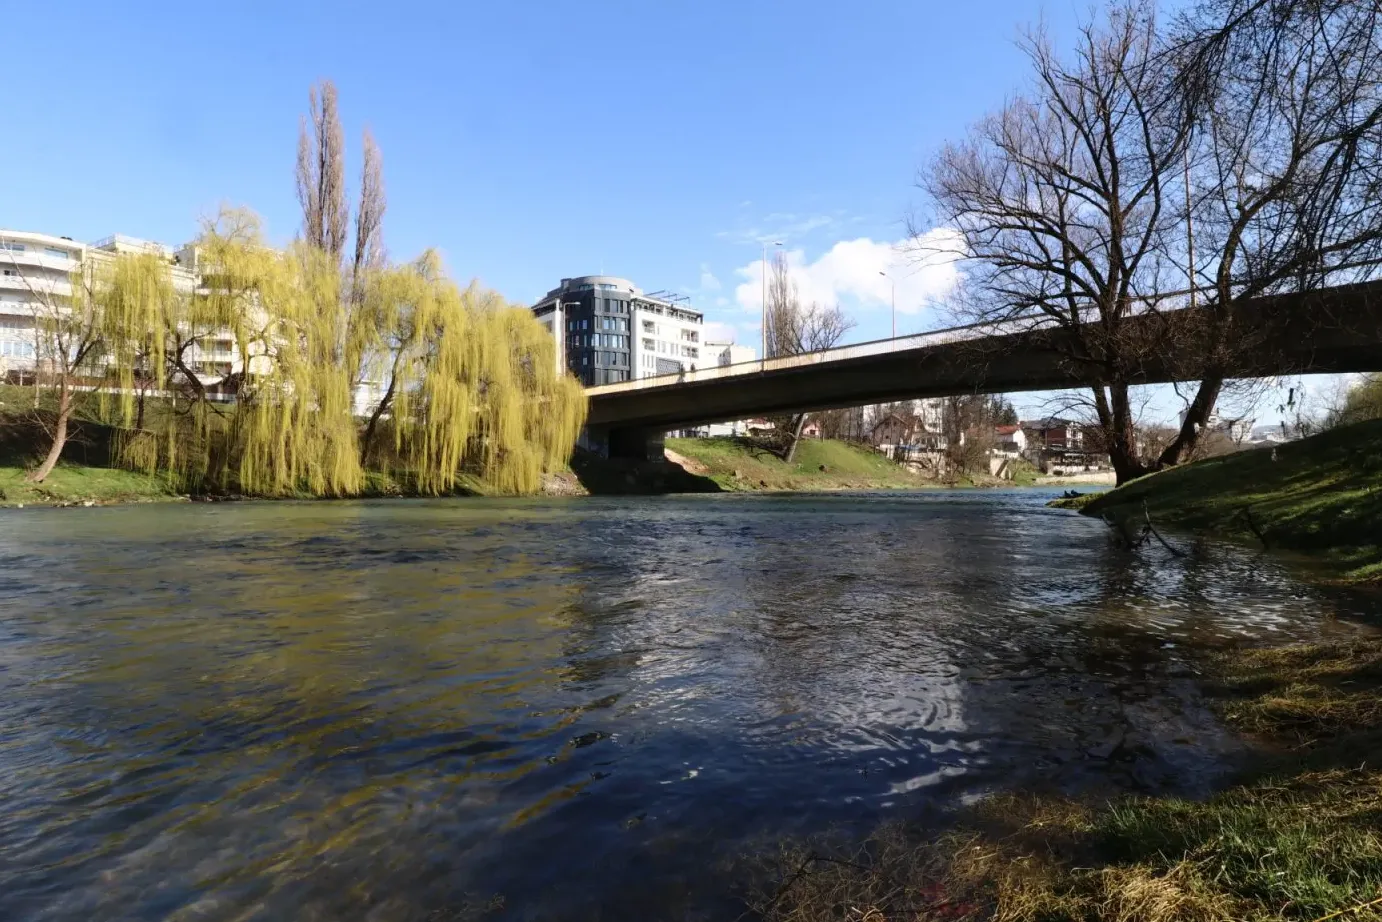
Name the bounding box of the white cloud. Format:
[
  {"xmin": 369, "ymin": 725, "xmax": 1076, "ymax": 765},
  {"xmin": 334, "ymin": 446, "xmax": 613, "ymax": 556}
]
[
  {"xmin": 732, "ymin": 228, "xmax": 963, "ymax": 321},
  {"xmin": 698, "ymin": 265, "xmax": 722, "ymax": 291}
]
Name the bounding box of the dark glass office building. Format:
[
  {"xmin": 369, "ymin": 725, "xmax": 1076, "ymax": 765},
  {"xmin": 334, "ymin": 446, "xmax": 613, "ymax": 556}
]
[{"xmin": 532, "ymin": 275, "xmax": 703, "ymax": 387}]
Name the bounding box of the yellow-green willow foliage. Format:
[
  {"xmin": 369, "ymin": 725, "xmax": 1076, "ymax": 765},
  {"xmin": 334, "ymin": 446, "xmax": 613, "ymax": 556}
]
[
  {"xmin": 354, "ymin": 255, "xmax": 586, "ymax": 495},
  {"xmin": 194, "ymin": 216, "xmax": 365, "ymax": 496},
  {"xmin": 103, "ymin": 210, "xmax": 585, "ymax": 497},
  {"xmin": 401, "ymin": 282, "xmax": 587, "ymax": 494}
]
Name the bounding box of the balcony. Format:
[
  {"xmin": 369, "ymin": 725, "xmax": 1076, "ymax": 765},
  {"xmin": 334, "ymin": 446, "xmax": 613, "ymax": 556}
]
[{"xmin": 0, "ymin": 274, "xmax": 74, "ymax": 297}]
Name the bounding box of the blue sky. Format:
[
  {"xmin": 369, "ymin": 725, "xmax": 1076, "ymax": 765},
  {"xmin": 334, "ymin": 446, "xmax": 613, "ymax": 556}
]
[{"xmin": 4, "ymin": 0, "xmax": 1325, "ymax": 422}]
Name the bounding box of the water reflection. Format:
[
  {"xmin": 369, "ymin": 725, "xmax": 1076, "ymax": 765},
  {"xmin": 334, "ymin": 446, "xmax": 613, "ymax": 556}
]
[{"xmin": 0, "ymin": 492, "xmax": 1375, "ymax": 921}]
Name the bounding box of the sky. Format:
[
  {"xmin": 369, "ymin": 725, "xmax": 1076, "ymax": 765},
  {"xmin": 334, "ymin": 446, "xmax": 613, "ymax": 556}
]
[{"xmin": 2, "ymin": 0, "xmax": 1334, "ymax": 423}]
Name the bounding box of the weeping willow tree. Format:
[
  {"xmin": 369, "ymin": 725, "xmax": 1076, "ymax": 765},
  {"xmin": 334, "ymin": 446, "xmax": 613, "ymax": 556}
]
[
  {"xmin": 349, "ymin": 255, "xmax": 586, "ymax": 494},
  {"xmin": 397, "ymin": 282, "xmax": 587, "ymax": 495},
  {"xmin": 106, "ymin": 213, "xmax": 362, "ymax": 496},
  {"xmin": 103, "ymin": 210, "xmax": 585, "ymax": 497},
  {"xmin": 185, "ymin": 213, "xmax": 365, "ymax": 496}
]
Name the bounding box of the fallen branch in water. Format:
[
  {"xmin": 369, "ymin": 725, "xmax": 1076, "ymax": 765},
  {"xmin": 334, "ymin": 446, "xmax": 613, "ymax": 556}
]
[
  {"xmin": 1102, "ymin": 513, "xmax": 1148, "ymax": 550},
  {"xmin": 1143, "ymin": 501, "xmax": 1186, "ymax": 557}
]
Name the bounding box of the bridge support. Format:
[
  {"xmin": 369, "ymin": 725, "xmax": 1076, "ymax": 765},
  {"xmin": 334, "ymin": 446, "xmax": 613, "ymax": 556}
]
[{"xmin": 580, "ymin": 425, "xmax": 666, "ymax": 462}]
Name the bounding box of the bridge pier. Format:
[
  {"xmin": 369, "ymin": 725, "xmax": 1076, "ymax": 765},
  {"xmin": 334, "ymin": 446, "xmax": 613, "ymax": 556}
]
[{"xmin": 580, "ymin": 425, "xmax": 666, "ymax": 462}]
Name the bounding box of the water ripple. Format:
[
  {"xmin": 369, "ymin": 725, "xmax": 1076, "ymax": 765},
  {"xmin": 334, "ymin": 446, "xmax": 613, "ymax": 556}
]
[{"xmin": 0, "ymin": 491, "xmax": 1376, "ymax": 921}]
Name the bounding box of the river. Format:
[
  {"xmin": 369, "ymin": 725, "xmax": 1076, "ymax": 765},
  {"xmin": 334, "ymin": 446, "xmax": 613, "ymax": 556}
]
[{"xmin": 0, "ymin": 490, "xmax": 1376, "ymax": 921}]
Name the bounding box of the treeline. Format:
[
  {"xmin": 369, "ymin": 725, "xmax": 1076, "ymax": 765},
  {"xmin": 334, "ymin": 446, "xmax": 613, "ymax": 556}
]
[{"xmin": 18, "ymin": 82, "xmax": 585, "ymax": 496}]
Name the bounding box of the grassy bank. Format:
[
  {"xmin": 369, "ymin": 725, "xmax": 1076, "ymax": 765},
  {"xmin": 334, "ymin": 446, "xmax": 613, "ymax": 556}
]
[
  {"xmin": 0, "ymin": 464, "xmax": 182, "ymax": 506},
  {"xmin": 665, "ymin": 437, "xmax": 932, "ymax": 491},
  {"xmin": 751, "ymin": 639, "xmax": 1382, "ymax": 922},
  {"xmin": 1078, "ymin": 419, "xmax": 1382, "ymax": 583}
]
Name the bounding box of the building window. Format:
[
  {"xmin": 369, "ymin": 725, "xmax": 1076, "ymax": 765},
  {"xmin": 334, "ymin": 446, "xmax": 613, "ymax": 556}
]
[
  {"xmin": 43, "ymin": 247, "xmax": 71, "ymax": 260},
  {"xmin": 642, "ymin": 320, "xmax": 655, "ymax": 333},
  {"xmin": 0, "ymin": 243, "xmax": 25, "ymax": 252}
]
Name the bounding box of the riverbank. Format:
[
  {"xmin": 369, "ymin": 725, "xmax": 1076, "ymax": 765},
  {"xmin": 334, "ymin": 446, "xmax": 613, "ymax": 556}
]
[
  {"xmin": 750, "ymin": 636, "xmax": 1382, "ymax": 922},
  {"xmin": 0, "ymin": 465, "xmax": 183, "ymax": 506},
  {"xmin": 664, "ymin": 437, "xmax": 940, "ymax": 491},
  {"xmin": 1075, "ymin": 418, "xmax": 1382, "ymax": 584}
]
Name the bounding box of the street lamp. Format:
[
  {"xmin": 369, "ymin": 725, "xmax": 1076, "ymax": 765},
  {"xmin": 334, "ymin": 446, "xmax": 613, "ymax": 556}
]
[
  {"xmin": 761, "ymin": 240, "xmax": 782, "ymax": 364},
  {"xmin": 879, "ymin": 270, "xmax": 896, "ymax": 339}
]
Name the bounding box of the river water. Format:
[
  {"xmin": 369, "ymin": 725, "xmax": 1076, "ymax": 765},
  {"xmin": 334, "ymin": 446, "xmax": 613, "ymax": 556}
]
[{"xmin": 0, "ymin": 490, "xmax": 1376, "ymax": 921}]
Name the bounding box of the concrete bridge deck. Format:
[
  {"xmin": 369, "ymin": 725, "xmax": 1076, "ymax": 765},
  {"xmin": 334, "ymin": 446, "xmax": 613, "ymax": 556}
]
[{"xmin": 583, "ymin": 280, "xmax": 1382, "ymax": 458}]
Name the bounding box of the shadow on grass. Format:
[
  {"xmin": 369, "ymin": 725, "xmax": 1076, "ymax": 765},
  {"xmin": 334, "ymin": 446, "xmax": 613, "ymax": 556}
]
[
  {"xmin": 0, "ymin": 411, "xmax": 121, "ymax": 469},
  {"xmin": 567, "ymin": 447, "xmax": 722, "ymax": 495}
]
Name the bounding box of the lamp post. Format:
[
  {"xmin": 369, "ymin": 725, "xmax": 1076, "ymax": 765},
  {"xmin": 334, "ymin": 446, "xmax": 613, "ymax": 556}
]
[
  {"xmin": 879, "ymin": 270, "xmax": 896, "ymax": 339},
  {"xmin": 761, "ymin": 240, "xmax": 782, "ymax": 365}
]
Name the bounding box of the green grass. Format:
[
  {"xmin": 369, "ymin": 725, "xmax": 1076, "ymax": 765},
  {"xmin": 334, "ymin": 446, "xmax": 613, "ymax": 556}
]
[
  {"xmin": 665, "ymin": 437, "xmax": 930, "ymax": 491},
  {"xmin": 0, "ymin": 464, "xmax": 180, "ymax": 506},
  {"xmin": 1082, "ymin": 419, "xmax": 1382, "ymax": 583}
]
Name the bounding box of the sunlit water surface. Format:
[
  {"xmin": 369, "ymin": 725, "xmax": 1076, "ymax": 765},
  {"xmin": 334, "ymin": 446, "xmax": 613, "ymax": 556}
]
[{"xmin": 0, "ymin": 491, "xmax": 1376, "ymax": 920}]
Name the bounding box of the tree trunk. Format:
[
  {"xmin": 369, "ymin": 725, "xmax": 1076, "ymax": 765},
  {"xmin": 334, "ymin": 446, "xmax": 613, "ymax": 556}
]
[
  {"xmin": 359, "ymin": 372, "xmax": 398, "ymax": 464},
  {"xmin": 1154, "ymin": 377, "xmax": 1222, "ymax": 470},
  {"xmin": 782, "ymin": 413, "xmax": 808, "ymax": 463},
  {"xmin": 1094, "ymin": 383, "xmax": 1148, "ymax": 486},
  {"xmin": 27, "ymin": 384, "xmax": 71, "ymax": 483}
]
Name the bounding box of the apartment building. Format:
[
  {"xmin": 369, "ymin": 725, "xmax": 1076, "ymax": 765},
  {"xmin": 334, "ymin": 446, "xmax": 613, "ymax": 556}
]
[
  {"xmin": 1, "ymin": 231, "xmax": 83, "ymax": 371},
  {"xmin": 0, "ymin": 229, "xmax": 239, "ymax": 386},
  {"xmin": 531, "ymin": 275, "xmax": 705, "ymax": 386}
]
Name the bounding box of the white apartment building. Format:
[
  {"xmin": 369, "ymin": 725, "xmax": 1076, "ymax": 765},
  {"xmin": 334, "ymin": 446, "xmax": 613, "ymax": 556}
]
[
  {"xmin": 2, "ymin": 230, "xmax": 284, "ymax": 405},
  {"xmin": 0, "ymin": 229, "xmax": 234, "ymax": 380},
  {"xmin": 1, "ymin": 231, "xmax": 83, "ymax": 372}
]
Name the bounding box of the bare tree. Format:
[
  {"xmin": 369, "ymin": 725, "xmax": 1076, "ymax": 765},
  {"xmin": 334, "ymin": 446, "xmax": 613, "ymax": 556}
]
[
  {"xmin": 941, "ymin": 394, "xmax": 1009, "ymax": 478},
  {"xmin": 921, "ymin": 2, "xmax": 1191, "ymax": 485},
  {"xmin": 296, "ymin": 80, "xmax": 349, "ymax": 259},
  {"xmin": 293, "ymin": 80, "xmax": 396, "ymax": 431},
  {"xmin": 762, "ymin": 251, "xmax": 855, "ymax": 459},
  {"xmin": 815, "ymin": 405, "xmax": 868, "ymax": 442},
  {"xmin": 1154, "ymin": 0, "xmax": 1382, "ymax": 464},
  {"xmin": 8, "ymin": 253, "xmax": 105, "ymax": 482},
  {"xmin": 352, "ymin": 128, "xmax": 387, "ymax": 285}
]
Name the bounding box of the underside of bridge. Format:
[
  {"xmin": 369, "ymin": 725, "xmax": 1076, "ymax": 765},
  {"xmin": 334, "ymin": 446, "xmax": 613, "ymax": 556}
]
[{"xmin": 583, "ymin": 282, "xmax": 1382, "ymax": 460}]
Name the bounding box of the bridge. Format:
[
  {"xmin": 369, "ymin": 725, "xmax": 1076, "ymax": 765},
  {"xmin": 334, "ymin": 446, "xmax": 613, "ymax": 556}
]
[{"xmin": 583, "ymin": 280, "xmax": 1382, "ymax": 459}]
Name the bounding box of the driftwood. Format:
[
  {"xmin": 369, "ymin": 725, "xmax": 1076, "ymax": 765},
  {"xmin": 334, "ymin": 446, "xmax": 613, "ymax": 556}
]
[
  {"xmin": 1142, "ymin": 501, "xmax": 1187, "ymax": 557},
  {"xmin": 1100, "ymin": 503, "xmax": 1186, "ymax": 557}
]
